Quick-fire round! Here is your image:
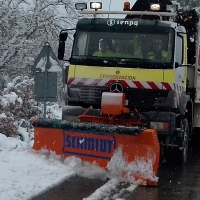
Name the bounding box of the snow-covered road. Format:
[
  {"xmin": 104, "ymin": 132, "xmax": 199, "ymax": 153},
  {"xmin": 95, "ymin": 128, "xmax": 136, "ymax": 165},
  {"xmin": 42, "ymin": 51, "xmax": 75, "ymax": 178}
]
[{"xmin": 0, "ymin": 133, "xmax": 137, "ymax": 200}]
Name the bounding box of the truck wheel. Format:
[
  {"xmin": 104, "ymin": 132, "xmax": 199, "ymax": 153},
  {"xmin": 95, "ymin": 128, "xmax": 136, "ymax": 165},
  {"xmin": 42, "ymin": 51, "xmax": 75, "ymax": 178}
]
[
  {"xmin": 191, "ymin": 128, "xmax": 200, "ymax": 153},
  {"xmin": 176, "ymin": 118, "xmax": 189, "ymax": 164},
  {"xmin": 165, "ymin": 118, "xmax": 189, "ymax": 165}
]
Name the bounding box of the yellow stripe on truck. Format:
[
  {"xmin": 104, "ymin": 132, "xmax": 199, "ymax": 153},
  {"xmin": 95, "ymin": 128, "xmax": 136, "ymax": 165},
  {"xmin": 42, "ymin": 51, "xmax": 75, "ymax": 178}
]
[
  {"xmin": 68, "ymin": 65, "xmax": 76, "ymax": 77},
  {"xmin": 68, "ymin": 65, "xmax": 175, "ymax": 83},
  {"xmin": 163, "ymin": 70, "xmax": 175, "ymax": 83}
]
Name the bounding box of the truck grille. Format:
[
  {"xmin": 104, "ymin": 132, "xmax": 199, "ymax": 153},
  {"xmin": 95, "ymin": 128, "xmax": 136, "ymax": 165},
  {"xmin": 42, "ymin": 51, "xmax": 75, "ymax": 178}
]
[
  {"xmin": 69, "ymin": 85, "xmax": 169, "ymax": 108},
  {"xmin": 125, "ymin": 89, "xmax": 169, "ymax": 107}
]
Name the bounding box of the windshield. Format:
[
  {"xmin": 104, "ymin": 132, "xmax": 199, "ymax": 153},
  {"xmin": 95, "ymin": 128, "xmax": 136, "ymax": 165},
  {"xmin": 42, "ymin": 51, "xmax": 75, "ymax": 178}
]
[{"xmin": 71, "ymin": 28, "xmax": 174, "ymax": 68}]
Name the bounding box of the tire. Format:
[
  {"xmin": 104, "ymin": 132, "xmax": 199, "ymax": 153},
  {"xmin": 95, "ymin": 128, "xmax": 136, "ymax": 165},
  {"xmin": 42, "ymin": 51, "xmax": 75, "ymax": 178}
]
[
  {"xmin": 165, "ymin": 118, "xmax": 189, "ymax": 165},
  {"xmin": 191, "ymin": 127, "xmax": 200, "ymax": 154},
  {"xmin": 176, "ymin": 118, "xmax": 189, "ymax": 164}
]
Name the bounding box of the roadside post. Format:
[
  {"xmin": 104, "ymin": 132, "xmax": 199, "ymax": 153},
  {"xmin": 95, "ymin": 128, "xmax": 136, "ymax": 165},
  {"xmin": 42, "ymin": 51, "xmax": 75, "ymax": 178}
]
[{"xmin": 31, "ymin": 42, "xmax": 63, "ymax": 118}]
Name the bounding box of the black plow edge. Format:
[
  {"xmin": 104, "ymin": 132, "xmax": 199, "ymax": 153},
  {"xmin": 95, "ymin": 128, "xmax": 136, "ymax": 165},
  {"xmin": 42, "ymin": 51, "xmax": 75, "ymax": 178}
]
[{"xmin": 32, "ymin": 118, "xmax": 143, "ymax": 135}]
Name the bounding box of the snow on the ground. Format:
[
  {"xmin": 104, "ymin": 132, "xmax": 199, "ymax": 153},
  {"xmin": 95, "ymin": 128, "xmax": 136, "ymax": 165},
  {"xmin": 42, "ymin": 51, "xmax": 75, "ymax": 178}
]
[
  {"xmin": 83, "ymin": 179, "xmax": 120, "ymax": 200},
  {"xmin": 0, "ymin": 93, "xmax": 158, "ymax": 199},
  {"xmin": 0, "ymin": 136, "xmax": 75, "ymax": 200},
  {"xmin": 0, "ymin": 104, "xmax": 121, "ymax": 200},
  {"xmin": 0, "ymin": 127, "xmax": 118, "ymax": 200}
]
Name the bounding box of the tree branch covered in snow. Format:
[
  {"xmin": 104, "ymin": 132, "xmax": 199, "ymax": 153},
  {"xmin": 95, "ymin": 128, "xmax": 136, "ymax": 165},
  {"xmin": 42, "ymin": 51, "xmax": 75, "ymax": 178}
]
[
  {"xmin": 0, "ymin": 0, "xmax": 79, "ymax": 74},
  {"xmin": 174, "ymin": 0, "xmax": 200, "ymax": 15},
  {"xmin": 0, "ymin": 76, "xmax": 42, "ymax": 137},
  {"xmin": 0, "ymin": 76, "xmax": 62, "ymax": 137}
]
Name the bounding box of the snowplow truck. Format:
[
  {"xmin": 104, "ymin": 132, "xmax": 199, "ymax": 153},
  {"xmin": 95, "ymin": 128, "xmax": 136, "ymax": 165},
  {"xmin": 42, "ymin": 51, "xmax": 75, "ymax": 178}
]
[{"xmin": 32, "ymin": 0, "xmax": 200, "ymax": 186}]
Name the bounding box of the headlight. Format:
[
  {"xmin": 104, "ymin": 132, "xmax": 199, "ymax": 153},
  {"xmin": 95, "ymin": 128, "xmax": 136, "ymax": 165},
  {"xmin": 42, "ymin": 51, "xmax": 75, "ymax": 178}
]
[
  {"xmin": 90, "ymin": 2, "xmax": 102, "ymax": 10},
  {"xmin": 150, "ymin": 122, "xmax": 169, "ymax": 130},
  {"xmin": 75, "ymin": 3, "xmax": 87, "ymax": 10},
  {"xmin": 150, "ymin": 3, "xmax": 161, "ymax": 11}
]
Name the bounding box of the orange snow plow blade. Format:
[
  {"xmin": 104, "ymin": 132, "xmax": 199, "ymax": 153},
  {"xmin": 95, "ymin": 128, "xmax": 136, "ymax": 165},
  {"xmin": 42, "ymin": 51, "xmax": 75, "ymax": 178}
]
[
  {"xmin": 32, "ymin": 120, "xmax": 159, "ymax": 185},
  {"xmin": 32, "ymin": 93, "xmax": 160, "ymax": 185}
]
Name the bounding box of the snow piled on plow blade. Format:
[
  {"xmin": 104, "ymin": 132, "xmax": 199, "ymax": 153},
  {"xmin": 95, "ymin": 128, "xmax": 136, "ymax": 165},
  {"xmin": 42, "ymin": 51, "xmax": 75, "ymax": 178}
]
[{"xmin": 107, "ymin": 146, "xmax": 158, "ymax": 185}]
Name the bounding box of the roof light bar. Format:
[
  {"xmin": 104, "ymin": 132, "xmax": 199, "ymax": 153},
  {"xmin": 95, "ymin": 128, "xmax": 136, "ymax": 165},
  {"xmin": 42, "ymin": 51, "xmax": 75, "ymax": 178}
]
[
  {"xmin": 79, "ymin": 10, "xmax": 176, "ymax": 17},
  {"xmin": 90, "ymin": 2, "xmax": 102, "ymax": 10},
  {"xmin": 150, "ymin": 3, "xmax": 161, "ymax": 11},
  {"xmin": 75, "ymin": 3, "xmax": 87, "ymax": 10}
]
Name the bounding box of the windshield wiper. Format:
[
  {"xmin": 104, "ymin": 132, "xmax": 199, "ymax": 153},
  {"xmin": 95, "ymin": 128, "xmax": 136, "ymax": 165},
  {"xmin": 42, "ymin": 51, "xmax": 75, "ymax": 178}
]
[
  {"xmin": 73, "ymin": 56, "xmax": 151, "ymax": 63},
  {"xmin": 72, "ymin": 56, "xmax": 151, "ymax": 64},
  {"xmin": 73, "ymin": 55, "xmax": 111, "ymax": 60},
  {"xmin": 118, "ymin": 58, "xmax": 149, "ymax": 64}
]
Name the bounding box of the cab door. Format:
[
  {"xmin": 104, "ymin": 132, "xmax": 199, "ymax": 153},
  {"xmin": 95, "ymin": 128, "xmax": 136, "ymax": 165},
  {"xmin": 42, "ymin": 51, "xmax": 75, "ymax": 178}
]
[{"xmin": 174, "ymin": 30, "xmax": 187, "ymax": 93}]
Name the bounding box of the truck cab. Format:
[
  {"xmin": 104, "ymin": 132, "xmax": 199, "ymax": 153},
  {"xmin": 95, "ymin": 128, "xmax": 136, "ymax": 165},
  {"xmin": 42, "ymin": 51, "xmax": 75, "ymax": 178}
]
[{"xmin": 62, "ymin": 15, "xmax": 187, "ymax": 112}]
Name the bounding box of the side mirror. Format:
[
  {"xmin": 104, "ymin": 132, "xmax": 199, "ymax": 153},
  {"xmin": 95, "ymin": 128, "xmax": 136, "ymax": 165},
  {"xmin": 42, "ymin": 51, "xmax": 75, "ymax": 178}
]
[
  {"xmin": 58, "ymin": 29, "xmax": 75, "ymax": 61},
  {"xmin": 58, "ymin": 31, "xmax": 68, "ymax": 60},
  {"xmin": 59, "ymin": 31, "xmax": 68, "ymax": 42},
  {"xmin": 58, "ymin": 41, "xmax": 65, "ymax": 60}
]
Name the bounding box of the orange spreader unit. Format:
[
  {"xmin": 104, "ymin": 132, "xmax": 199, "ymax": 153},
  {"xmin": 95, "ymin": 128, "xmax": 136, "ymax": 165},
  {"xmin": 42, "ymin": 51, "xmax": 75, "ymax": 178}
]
[{"xmin": 32, "ymin": 93, "xmax": 160, "ymax": 186}]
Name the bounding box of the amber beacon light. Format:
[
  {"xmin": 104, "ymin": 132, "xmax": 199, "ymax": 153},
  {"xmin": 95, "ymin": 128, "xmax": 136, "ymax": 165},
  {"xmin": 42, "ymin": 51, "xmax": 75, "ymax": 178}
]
[{"xmin": 123, "ymin": 2, "xmax": 130, "ymax": 11}]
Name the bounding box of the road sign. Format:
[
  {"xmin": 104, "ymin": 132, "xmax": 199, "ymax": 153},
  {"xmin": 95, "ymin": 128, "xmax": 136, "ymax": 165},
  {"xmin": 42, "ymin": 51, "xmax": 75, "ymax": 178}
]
[
  {"xmin": 34, "ymin": 72, "xmax": 57, "ymax": 102},
  {"xmin": 32, "ymin": 42, "xmax": 63, "ymax": 118},
  {"xmin": 32, "ymin": 42, "xmax": 62, "ymax": 74}
]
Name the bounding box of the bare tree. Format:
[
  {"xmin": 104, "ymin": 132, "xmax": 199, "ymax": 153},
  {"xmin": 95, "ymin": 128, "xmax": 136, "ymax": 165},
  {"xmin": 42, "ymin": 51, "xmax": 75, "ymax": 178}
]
[
  {"xmin": 174, "ymin": 0, "xmax": 200, "ymax": 15},
  {"xmin": 0, "ymin": 0, "xmax": 79, "ymax": 76}
]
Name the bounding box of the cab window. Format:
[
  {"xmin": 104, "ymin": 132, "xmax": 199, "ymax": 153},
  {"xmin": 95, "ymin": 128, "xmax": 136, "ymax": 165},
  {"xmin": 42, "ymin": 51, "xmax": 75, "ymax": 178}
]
[{"xmin": 175, "ymin": 35, "xmax": 183, "ymax": 64}]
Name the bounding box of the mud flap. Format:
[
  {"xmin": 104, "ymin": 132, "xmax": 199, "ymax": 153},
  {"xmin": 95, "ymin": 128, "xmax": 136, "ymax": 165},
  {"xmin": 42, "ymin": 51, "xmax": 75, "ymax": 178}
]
[{"xmin": 32, "ymin": 119, "xmax": 160, "ymax": 186}]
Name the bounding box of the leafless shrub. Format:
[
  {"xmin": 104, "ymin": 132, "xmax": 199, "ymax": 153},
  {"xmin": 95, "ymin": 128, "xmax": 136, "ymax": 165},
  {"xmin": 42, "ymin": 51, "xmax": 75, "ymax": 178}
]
[{"xmin": 0, "ymin": 76, "xmax": 42, "ymax": 137}]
